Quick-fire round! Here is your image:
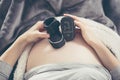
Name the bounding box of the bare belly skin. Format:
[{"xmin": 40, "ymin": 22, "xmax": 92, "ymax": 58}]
[{"xmin": 26, "ymin": 31, "xmax": 102, "ymax": 71}]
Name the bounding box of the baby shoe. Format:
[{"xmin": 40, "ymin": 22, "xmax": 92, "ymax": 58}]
[
  {"xmin": 61, "ymin": 16, "xmax": 75, "ymax": 41},
  {"xmin": 44, "ymin": 17, "xmax": 65, "ymax": 49}
]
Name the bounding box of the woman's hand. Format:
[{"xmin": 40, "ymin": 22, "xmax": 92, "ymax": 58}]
[
  {"xmin": 19, "ymin": 21, "xmax": 50, "ymax": 44},
  {"xmin": 64, "ymin": 14, "xmax": 101, "ymax": 45},
  {"xmin": 65, "ymin": 14, "xmax": 120, "ymax": 71},
  {"xmin": 0, "ymin": 21, "xmax": 50, "ymax": 67}
]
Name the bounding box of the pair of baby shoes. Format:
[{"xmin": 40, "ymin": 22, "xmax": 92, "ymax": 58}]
[{"xmin": 44, "ymin": 16, "xmax": 75, "ymax": 49}]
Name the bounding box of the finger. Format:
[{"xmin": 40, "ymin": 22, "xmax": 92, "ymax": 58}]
[
  {"xmin": 64, "ymin": 14, "xmax": 80, "ymax": 21},
  {"xmin": 36, "ymin": 31, "xmax": 50, "ymax": 38},
  {"xmin": 39, "ymin": 27, "xmax": 46, "ymax": 32},
  {"xmin": 32, "ymin": 21, "xmax": 44, "ymax": 30},
  {"xmin": 74, "ymin": 20, "xmax": 87, "ymax": 30},
  {"xmin": 39, "ymin": 33, "xmax": 50, "ymax": 38}
]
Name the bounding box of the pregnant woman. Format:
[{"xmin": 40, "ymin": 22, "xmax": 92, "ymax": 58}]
[{"xmin": 0, "ymin": 14, "xmax": 120, "ymax": 80}]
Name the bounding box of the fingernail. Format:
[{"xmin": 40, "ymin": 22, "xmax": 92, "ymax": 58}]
[
  {"xmin": 47, "ymin": 34, "xmax": 50, "ymax": 37},
  {"xmin": 64, "ymin": 13, "xmax": 69, "ymax": 16},
  {"xmin": 74, "ymin": 20, "xmax": 78, "ymax": 23}
]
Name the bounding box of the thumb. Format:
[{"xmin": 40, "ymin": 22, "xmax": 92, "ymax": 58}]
[
  {"xmin": 39, "ymin": 32, "xmax": 50, "ymax": 38},
  {"xmin": 36, "ymin": 31, "xmax": 50, "ymax": 38}
]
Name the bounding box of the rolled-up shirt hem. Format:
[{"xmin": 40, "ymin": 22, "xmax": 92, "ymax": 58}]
[{"xmin": 0, "ymin": 60, "xmax": 13, "ymax": 79}]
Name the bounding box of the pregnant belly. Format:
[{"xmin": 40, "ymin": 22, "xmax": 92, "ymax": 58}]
[{"xmin": 26, "ymin": 34, "xmax": 102, "ymax": 71}]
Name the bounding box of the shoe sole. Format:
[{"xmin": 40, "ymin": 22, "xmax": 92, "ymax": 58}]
[
  {"xmin": 49, "ymin": 35, "xmax": 65, "ymax": 49},
  {"xmin": 61, "ymin": 16, "xmax": 75, "ymax": 41}
]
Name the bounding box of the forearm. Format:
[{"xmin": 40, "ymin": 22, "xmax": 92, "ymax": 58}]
[
  {"xmin": 90, "ymin": 41, "xmax": 120, "ymax": 71},
  {"xmin": 0, "ymin": 36, "xmax": 28, "ymax": 67}
]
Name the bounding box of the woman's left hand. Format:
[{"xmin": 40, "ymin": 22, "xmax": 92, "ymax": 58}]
[{"xmin": 64, "ymin": 14, "xmax": 101, "ymax": 45}]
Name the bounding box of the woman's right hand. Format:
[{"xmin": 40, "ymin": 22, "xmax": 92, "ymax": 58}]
[
  {"xmin": 0, "ymin": 21, "xmax": 50, "ymax": 67},
  {"xmin": 19, "ymin": 21, "xmax": 50, "ymax": 44}
]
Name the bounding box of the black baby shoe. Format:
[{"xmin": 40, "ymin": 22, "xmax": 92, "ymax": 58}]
[
  {"xmin": 61, "ymin": 16, "xmax": 75, "ymax": 41},
  {"xmin": 44, "ymin": 17, "xmax": 65, "ymax": 49}
]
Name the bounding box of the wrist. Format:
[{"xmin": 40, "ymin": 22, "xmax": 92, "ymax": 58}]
[
  {"xmin": 16, "ymin": 35, "xmax": 29, "ymax": 46},
  {"xmin": 88, "ymin": 40, "xmax": 103, "ymax": 48},
  {"xmin": 0, "ymin": 35, "xmax": 29, "ymax": 67}
]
